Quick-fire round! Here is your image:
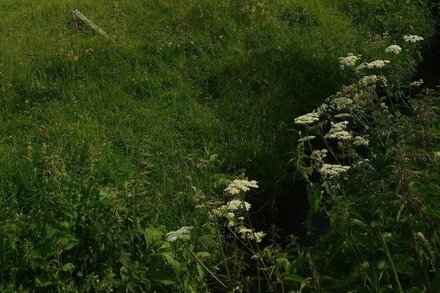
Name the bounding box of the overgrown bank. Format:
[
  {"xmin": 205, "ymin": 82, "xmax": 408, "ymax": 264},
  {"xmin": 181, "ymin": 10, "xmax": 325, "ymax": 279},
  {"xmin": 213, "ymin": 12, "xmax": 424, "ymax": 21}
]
[{"xmin": 0, "ymin": 0, "xmax": 437, "ymax": 291}]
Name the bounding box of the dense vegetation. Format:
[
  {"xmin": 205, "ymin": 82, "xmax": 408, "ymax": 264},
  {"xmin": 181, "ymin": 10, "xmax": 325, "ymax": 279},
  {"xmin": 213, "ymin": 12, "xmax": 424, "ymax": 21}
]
[{"xmin": 0, "ymin": 0, "xmax": 438, "ymax": 291}]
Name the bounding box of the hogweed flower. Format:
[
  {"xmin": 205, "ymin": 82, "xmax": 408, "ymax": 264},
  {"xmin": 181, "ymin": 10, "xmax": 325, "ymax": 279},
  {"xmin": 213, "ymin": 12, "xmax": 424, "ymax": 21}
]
[
  {"xmin": 316, "ymin": 103, "xmax": 329, "ymax": 115},
  {"xmin": 385, "ymin": 45, "xmax": 402, "ymax": 55},
  {"xmin": 360, "ymin": 75, "xmax": 379, "ymax": 87},
  {"xmin": 353, "ymin": 136, "xmax": 369, "ymax": 147},
  {"xmin": 328, "ymin": 130, "xmax": 352, "ymax": 140},
  {"xmin": 356, "ymin": 62, "xmax": 368, "ymax": 72},
  {"xmin": 212, "ymin": 199, "xmax": 252, "ymax": 217},
  {"xmin": 339, "ymin": 53, "xmax": 362, "ymax": 70},
  {"xmin": 367, "ymin": 60, "xmax": 390, "ymax": 69},
  {"xmin": 166, "ymin": 226, "xmax": 193, "ymax": 242},
  {"xmin": 360, "ymin": 75, "xmax": 387, "ymax": 88},
  {"xmin": 226, "ymin": 212, "xmax": 238, "ymax": 227},
  {"xmin": 325, "ymin": 121, "xmax": 352, "ymax": 141},
  {"xmin": 312, "ymin": 149, "xmax": 328, "ymax": 161},
  {"xmin": 311, "ymin": 149, "xmax": 328, "ymax": 169},
  {"xmin": 403, "ymin": 34, "xmax": 424, "ymax": 43},
  {"xmin": 224, "ymin": 179, "xmax": 258, "ymax": 195},
  {"xmin": 319, "ymin": 164, "xmax": 350, "ymax": 179},
  {"xmin": 212, "ymin": 199, "xmax": 252, "ymax": 228},
  {"xmin": 330, "ymin": 97, "xmax": 354, "ymax": 111},
  {"xmin": 328, "ymin": 120, "xmax": 348, "ymax": 131},
  {"xmin": 237, "ymin": 226, "xmax": 266, "ymax": 243},
  {"xmin": 410, "ymin": 79, "xmax": 424, "ymax": 87},
  {"xmin": 294, "ymin": 112, "xmax": 320, "ymax": 125}
]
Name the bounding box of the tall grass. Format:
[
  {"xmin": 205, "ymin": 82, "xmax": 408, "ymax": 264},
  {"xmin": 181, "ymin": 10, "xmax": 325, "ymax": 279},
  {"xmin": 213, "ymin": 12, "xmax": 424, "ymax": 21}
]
[{"xmin": 0, "ymin": 0, "xmax": 436, "ymax": 290}]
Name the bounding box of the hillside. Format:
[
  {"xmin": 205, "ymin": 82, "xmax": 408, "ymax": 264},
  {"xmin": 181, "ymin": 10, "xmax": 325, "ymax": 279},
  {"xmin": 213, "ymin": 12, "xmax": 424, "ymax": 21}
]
[{"xmin": 0, "ymin": 0, "xmax": 436, "ymax": 291}]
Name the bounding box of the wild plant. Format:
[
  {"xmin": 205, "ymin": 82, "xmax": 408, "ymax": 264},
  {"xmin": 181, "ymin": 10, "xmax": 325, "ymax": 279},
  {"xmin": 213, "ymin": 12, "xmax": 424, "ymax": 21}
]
[{"xmin": 291, "ymin": 34, "xmax": 440, "ymax": 291}]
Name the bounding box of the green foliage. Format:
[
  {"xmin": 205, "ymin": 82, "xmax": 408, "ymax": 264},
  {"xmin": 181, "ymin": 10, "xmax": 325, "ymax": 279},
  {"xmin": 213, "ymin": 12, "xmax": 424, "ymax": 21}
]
[
  {"xmin": 0, "ymin": 0, "xmax": 436, "ymax": 291},
  {"xmin": 291, "ymin": 68, "xmax": 440, "ymax": 291}
]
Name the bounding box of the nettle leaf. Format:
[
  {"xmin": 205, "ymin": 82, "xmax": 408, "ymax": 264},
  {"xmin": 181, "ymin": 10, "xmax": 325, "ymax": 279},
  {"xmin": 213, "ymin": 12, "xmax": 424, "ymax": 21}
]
[
  {"xmin": 62, "ymin": 263, "xmax": 75, "ymax": 272},
  {"xmin": 196, "ymin": 262, "xmax": 206, "ymax": 281},
  {"xmin": 196, "ymin": 251, "xmax": 211, "ymax": 259},
  {"xmin": 143, "ymin": 227, "xmax": 165, "ymax": 248},
  {"xmin": 162, "ymin": 252, "xmax": 182, "ymax": 274},
  {"xmin": 150, "ymin": 271, "xmax": 176, "ymax": 286},
  {"xmin": 213, "ymin": 173, "xmax": 231, "ymax": 189}
]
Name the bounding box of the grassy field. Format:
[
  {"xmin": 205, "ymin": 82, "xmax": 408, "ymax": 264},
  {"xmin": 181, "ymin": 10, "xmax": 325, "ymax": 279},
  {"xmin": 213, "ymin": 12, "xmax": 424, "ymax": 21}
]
[{"xmin": 0, "ymin": 0, "xmax": 436, "ymax": 291}]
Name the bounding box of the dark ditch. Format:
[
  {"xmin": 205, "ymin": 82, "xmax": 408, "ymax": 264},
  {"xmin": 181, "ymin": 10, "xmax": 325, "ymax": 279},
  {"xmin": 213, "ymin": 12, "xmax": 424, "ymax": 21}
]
[{"xmin": 415, "ymin": 33, "xmax": 440, "ymax": 88}]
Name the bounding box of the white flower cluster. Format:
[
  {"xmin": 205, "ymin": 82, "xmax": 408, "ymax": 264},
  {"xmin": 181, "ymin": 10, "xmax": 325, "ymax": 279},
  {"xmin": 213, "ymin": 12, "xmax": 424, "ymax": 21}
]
[
  {"xmin": 316, "ymin": 103, "xmax": 329, "ymax": 115},
  {"xmin": 356, "ymin": 62, "xmax": 368, "ymax": 72},
  {"xmin": 339, "ymin": 53, "xmax": 361, "ymax": 69},
  {"xmin": 294, "ymin": 112, "xmax": 320, "ymax": 125},
  {"xmin": 292, "ymin": 50, "xmax": 404, "ymax": 186},
  {"xmin": 224, "ymin": 179, "xmax": 259, "ymax": 195},
  {"xmin": 410, "ymin": 79, "xmax": 424, "ymax": 87},
  {"xmin": 237, "ymin": 226, "xmax": 266, "ymax": 243},
  {"xmin": 330, "ymin": 97, "xmax": 354, "ymax": 111},
  {"xmin": 360, "ymin": 75, "xmax": 379, "ymax": 87},
  {"xmin": 319, "ymin": 164, "xmax": 350, "ymax": 179},
  {"xmin": 166, "ymin": 226, "xmax": 193, "ymax": 242},
  {"xmin": 366, "ymin": 60, "xmax": 390, "ymax": 69},
  {"xmin": 403, "ymin": 34, "xmax": 424, "ymax": 43},
  {"xmin": 325, "ymin": 121, "xmax": 352, "ymax": 141},
  {"xmin": 212, "ymin": 198, "xmax": 265, "ymax": 242},
  {"xmin": 353, "ymin": 136, "xmax": 369, "ymax": 147},
  {"xmin": 311, "ymin": 149, "xmax": 328, "ymax": 169},
  {"xmin": 213, "ymin": 199, "xmax": 251, "ymax": 215},
  {"xmin": 212, "ymin": 199, "xmax": 251, "ymax": 227},
  {"xmin": 385, "ymin": 45, "xmax": 402, "ymax": 55},
  {"xmin": 434, "ymin": 152, "xmax": 440, "ymax": 160},
  {"xmin": 360, "ymin": 75, "xmax": 387, "ymax": 88}
]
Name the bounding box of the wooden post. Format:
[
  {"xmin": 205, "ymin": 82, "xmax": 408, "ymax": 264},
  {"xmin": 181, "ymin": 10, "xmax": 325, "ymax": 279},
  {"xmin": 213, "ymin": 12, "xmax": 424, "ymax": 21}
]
[{"xmin": 72, "ymin": 9, "xmax": 110, "ymax": 40}]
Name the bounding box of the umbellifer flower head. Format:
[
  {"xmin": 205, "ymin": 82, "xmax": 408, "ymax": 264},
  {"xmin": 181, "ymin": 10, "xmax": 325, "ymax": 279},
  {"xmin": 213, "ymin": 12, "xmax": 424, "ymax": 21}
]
[
  {"xmin": 360, "ymin": 75, "xmax": 378, "ymax": 87},
  {"xmin": 403, "ymin": 34, "xmax": 424, "ymax": 43},
  {"xmin": 224, "ymin": 179, "xmax": 259, "ymax": 195},
  {"xmin": 212, "ymin": 199, "xmax": 252, "ymax": 227},
  {"xmin": 330, "ymin": 97, "xmax": 354, "ymax": 111},
  {"xmin": 212, "ymin": 199, "xmax": 252, "ymax": 217},
  {"xmin": 325, "ymin": 121, "xmax": 352, "ymax": 141},
  {"xmin": 237, "ymin": 226, "xmax": 266, "ymax": 243},
  {"xmin": 409, "ymin": 79, "xmax": 424, "ymax": 87},
  {"xmin": 166, "ymin": 226, "xmax": 193, "ymax": 242},
  {"xmin": 339, "ymin": 53, "xmax": 362, "ymax": 69},
  {"xmin": 294, "ymin": 112, "xmax": 320, "ymax": 125},
  {"xmin": 367, "ymin": 60, "xmax": 390, "ymax": 69},
  {"xmin": 311, "ymin": 149, "xmax": 328, "ymax": 169},
  {"xmin": 385, "ymin": 45, "xmax": 402, "ymax": 55},
  {"xmin": 353, "ymin": 136, "xmax": 369, "ymax": 147},
  {"xmin": 319, "ymin": 164, "xmax": 350, "ymax": 179}
]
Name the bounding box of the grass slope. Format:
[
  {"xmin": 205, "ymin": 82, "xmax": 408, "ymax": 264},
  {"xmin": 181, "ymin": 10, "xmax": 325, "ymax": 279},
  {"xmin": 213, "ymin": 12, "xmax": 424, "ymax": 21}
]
[{"xmin": 0, "ymin": 0, "xmax": 435, "ymax": 290}]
